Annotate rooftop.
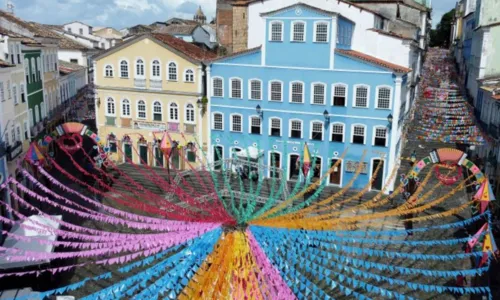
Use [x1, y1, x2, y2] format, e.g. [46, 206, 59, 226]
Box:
[0, 26, 39, 45]
[368, 28, 414, 41]
[35, 24, 90, 50]
[59, 60, 86, 75]
[154, 24, 198, 35]
[0, 59, 14, 68]
[0, 10, 60, 40]
[336, 49, 412, 73]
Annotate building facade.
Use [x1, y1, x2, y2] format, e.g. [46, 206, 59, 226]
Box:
[58, 60, 88, 121]
[94, 33, 215, 168]
[209, 3, 410, 190]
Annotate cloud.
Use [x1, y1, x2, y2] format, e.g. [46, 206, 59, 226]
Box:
[114, 0, 161, 13]
[177, 1, 199, 14]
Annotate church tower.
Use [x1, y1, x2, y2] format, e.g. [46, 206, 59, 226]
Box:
[194, 6, 206, 24]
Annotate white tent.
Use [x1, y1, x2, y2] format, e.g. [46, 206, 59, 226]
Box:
[236, 146, 264, 160]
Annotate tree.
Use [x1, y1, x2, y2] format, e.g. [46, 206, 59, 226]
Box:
[430, 8, 455, 48]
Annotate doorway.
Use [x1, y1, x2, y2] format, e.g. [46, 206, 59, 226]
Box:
[155, 147, 164, 167]
[214, 146, 223, 170]
[171, 149, 181, 170]
[329, 159, 342, 186]
[123, 143, 133, 163]
[371, 159, 384, 191]
[289, 154, 300, 181]
[270, 152, 281, 178]
[139, 145, 148, 165]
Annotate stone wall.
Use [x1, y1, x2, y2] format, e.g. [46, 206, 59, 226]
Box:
[216, 0, 234, 53]
[232, 6, 249, 53]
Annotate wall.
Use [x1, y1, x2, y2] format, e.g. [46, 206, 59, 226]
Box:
[63, 22, 93, 39]
[22, 50, 43, 126]
[233, 6, 249, 52]
[58, 50, 86, 67]
[485, 26, 500, 76]
[216, 0, 234, 52]
[193, 27, 211, 47]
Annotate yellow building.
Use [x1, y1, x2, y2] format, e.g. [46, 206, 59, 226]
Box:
[94, 33, 216, 169]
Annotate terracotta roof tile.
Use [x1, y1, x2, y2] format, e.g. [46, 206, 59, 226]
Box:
[336, 49, 411, 73]
[154, 24, 198, 35]
[59, 59, 86, 75]
[209, 46, 261, 63]
[0, 59, 14, 68]
[34, 23, 90, 50]
[0, 26, 39, 45]
[151, 33, 217, 61]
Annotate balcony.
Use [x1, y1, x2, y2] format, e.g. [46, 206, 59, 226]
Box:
[184, 124, 196, 134]
[167, 122, 180, 132]
[134, 78, 146, 89]
[150, 79, 162, 90]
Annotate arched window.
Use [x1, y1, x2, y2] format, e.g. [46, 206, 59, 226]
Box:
[269, 21, 284, 42]
[137, 100, 146, 119]
[212, 112, 223, 130]
[105, 65, 113, 77]
[34, 105, 39, 123]
[185, 103, 195, 123]
[249, 79, 262, 100]
[311, 83, 326, 105]
[290, 81, 304, 103]
[333, 84, 347, 106]
[269, 80, 282, 101]
[231, 114, 242, 132]
[40, 102, 46, 119]
[36, 57, 41, 80]
[169, 103, 179, 121]
[331, 123, 345, 142]
[250, 116, 261, 134]
[270, 117, 281, 137]
[136, 59, 144, 76]
[31, 58, 36, 82]
[120, 60, 129, 78]
[354, 85, 369, 108]
[212, 77, 223, 97]
[153, 101, 162, 121]
[376, 86, 392, 109]
[352, 124, 366, 144]
[168, 62, 177, 81]
[106, 97, 115, 115]
[314, 21, 329, 42]
[291, 21, 306, 42]
[152, 60, 161, 78]
[311, 121, 324, 140]
[24, 59, 30, 83]
[184, 69, 194, 82]
[121, 99, 130, 117]
[373, 126, 388, 147]
[230, 78, 242, 99]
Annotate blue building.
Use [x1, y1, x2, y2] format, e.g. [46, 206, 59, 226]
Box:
[208, 3, 410, 190]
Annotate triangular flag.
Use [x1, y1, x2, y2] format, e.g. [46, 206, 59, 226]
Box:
[302, 142, 311, 176]
[160, 132, 170, 152]
[468, 223, 488, 249]
[473, 181, 486, 200]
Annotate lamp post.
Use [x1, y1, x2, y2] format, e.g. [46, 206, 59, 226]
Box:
[387, 113, 393, 131]
[196, 99, 203, 109]
[323, 110, 330, 127]
[256, 105, 263, 118]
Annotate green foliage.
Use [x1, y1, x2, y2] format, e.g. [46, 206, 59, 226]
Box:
[430, 8, 456, 48]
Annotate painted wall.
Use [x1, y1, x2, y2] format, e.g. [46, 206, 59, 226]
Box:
[22, 50, 43, 126]
[58, 50, 87, 67]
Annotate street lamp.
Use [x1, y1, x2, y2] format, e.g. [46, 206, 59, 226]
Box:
[256, 105, 263, 118]
[387, 113, 393, 130]
[323, 110, 330, 125]
[196, 99, 203, 109]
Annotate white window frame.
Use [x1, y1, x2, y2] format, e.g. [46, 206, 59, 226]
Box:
[212, 112, 224, 131]
[291, 21, 306, 42]
[212, 76, 224, 97]
[229, 77, 243, 99]
[137, 100, 147, 119]
[249, 115, 262, 134]
[230, 113, 243, 132]
[34, 105, 39, 123]
[330, 122, 345, 143]
[167, 61, 178, 81]
[310, 120, 324, 141]
[24, 58, 30, 84]
[372, 126, 389, 147]
[375, 85, 393, 110]
[152, 101, 163, 121]
[105, 97, 116, 116]
[104, 64, 114, 77]
[119, 59, 129, 78]
[353, 84, 370, 108]
[12, 84, 17, 105]
[351, 124, 367, 145]
[121, 99, 131, 118]
[185, 103, 195, 123]
[289, 81, 305, 103]
[168, 102, 179, 122]
[311, 82, 327, 105]
[268, 80, 283, 102]
[269, 20, 284, 42]
[248, 79, 262, 100]
[269, 117, 282, 137]
[314, 21, 330, 43]
[332, 83, 348, 107]
[135, 58, 145, 78]
[289, 119, 303, 139]
[184, 68, 195, 83]
[268, 150, 282, 177]
[151, 59, 161, 78]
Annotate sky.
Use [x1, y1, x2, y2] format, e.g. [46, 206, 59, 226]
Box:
[13, 0, 454, 30]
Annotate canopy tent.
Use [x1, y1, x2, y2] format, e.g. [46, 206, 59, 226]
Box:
[235, 146, 264, 160]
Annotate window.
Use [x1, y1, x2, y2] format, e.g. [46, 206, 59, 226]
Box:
[314, 22, 329, 42]
[20, 84, 25, 103]
[168, 62, 177, 81]
[0, 82, 3, 101]
[120, 60, 129, 78]
[250, 116, 261, 134]
[152, 60, 161, 77]
[230, 78, 242, 99]
[249, 79, 262, 100]
[16, 44, 20, 64]
[41, 102, 46, 119]
[331, 123, 344, 142]
[106, 97, 115, 115]
[35, 105, 39, 123]
[267, 118, 281, 137]
[24, 59, 30, 83]
[376, 87, 391, 109]
[269, 81, 282, 101]
[105, 65, 113, 77]
[10, 128, 15, 143]
[23, 121, 28, 139]
[292, 21, 306, 42]
[311, 121, 323, 140]
[136, 59, 144, 77]
[290, 82, 304, 103]
[270, 21, 283, 41]
[79, 28, 83, 35]
[9, 44, 14, 64]
[6, 81, 10, 99]
[109, 141, 117, 153]
[290, 120, 302, 138]
[374, 127, 388, 147]
[354, 85, 369, 108]
[70, 59, 78, 64]
[337, 23, 353, 47]
[352, 125, 366, 144]
[36, 57, 41, 80]
[212, 77, 223, 97]
[185, 69, 194, 82]
[121, 99, 130, 117]
[312, 83, 326, 105]
[31, 58, 36, 82]
[231, 114, 242, 132]
[169, 103, 179, 121]
[13, 85, 17, 104]
[153, 101, 162, 121]
[185, 104, 195, 123]
[333, 84, 347, 106]
[137, 100, 146, 119]
[187, 150, 196, 162]
[213, 113, 223, 130]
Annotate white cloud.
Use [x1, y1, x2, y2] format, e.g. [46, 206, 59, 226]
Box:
[114, 0, 161, 13]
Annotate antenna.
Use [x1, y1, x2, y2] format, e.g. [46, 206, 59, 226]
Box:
[6, 0, 14, 14]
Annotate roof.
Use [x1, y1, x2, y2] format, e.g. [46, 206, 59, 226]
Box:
[368, 28, 414, 40]
[165, 18, 199, 25]
[336, 49, 411, 73]
[57, 34, 91, 50]
[59, 60, 86, 75]
[94, 33, 216, 63]
[154, 24, 198, 35]
[0, 26, 39, 45]
[209, 46, 262, 63]
[45, 24, 64, 31]
[0, 59, 14, 68]
[63, 21, 91, 27]
[260, 2, 339, 17]
[349, 0, 429, 12]
[0, 11, 60, 39]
